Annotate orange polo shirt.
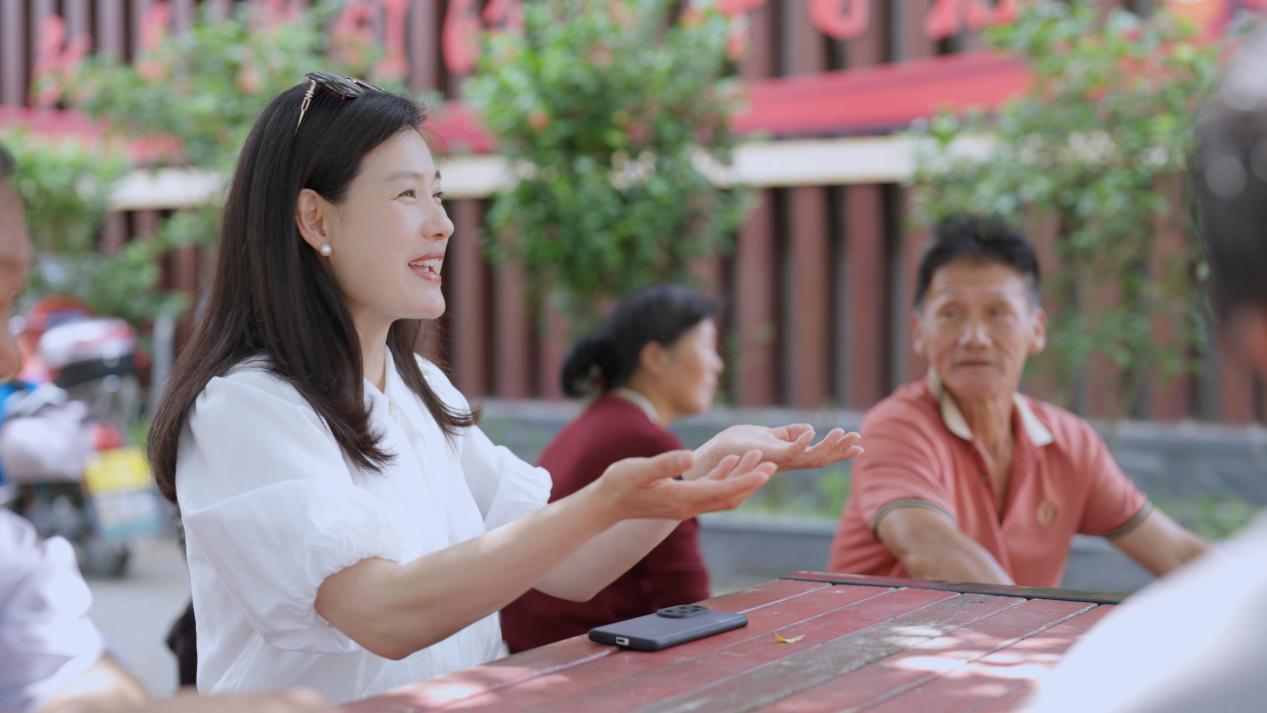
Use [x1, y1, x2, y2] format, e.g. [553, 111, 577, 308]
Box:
[828, 376, 1151, 587]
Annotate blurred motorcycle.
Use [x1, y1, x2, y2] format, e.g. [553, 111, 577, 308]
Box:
[1, 300, 160, 577]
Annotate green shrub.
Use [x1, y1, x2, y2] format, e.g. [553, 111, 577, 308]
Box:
[465, 0, 752, 331]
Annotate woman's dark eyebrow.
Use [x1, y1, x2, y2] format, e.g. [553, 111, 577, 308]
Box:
[383, 170, 441, 182]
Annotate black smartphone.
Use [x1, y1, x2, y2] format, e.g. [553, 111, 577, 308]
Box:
[588, 604, 748, 652]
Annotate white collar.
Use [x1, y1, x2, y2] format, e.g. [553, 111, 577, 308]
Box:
[364, 348, 430, 438]
[928, 370, 1054, 447]
[611, 387, 661, 425]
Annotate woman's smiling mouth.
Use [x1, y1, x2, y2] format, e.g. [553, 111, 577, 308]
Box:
[409, 255, 443, 282]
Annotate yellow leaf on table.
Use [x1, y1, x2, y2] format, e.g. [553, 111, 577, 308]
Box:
[775, 633, 805, 645]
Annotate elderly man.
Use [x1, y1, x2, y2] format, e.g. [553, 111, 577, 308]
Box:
[1024, 26, 1267, 713]
[828, 215, 1207, 587]
[0, 144, 332, 713]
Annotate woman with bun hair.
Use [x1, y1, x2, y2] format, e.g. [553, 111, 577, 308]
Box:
[501, 285, 731, 652]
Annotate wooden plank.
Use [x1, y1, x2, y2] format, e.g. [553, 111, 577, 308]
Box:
[342, 579, 831, 713]
[133, 209, 160, 239]
[409, 0, 442, 94]
[1, 0, 25, 106]
[542, 588, 960, 713]
[862, 604, 1114, 713]
[172, 243, 198, 345]
[781, 0, 832, 409]
[787, 186, 831, 408]
[783, 571, 1125, 605]
[1020, 211, 1062, 405]
[171, 0, 196, 32]
[1218, 348, 1256, 423]
[131, 0, 154, 59]
[732, 0, 778, 407]
[741, 0, 776, 80]
[431, 585, 890, 713]
[734, 191, 778, 406]
[64, 0, 90, 49]
[752, 598, 1092, 712]
[31, 1, 56, 51]
[895, 190, 929, 386]
[100, 212, 127, 255]
[848, 0, 889, 66]
[492, 263, 532, 398]
[96, 0, 126, 59]
[641, 591, 1011, 713]
[844, 184, 888, 407]
[448, 199, 488, 397]
[536, 299, 568, 400]
[204, 0, 232, 22]
[29, 0, 56, 105]
[898, 0, 939, 61]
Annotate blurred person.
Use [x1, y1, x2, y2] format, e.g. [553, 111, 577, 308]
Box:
[144, 73, 862, 704]
[500, 285, 723, 652]
[828, 215, 1207, 587]
[0, 146, 334, 713]
[1024, 25, 1267, 713]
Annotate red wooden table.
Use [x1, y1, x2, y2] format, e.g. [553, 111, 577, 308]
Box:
[343, 573, 1121, 713]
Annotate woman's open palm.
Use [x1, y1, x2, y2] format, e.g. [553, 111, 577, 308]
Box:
[701, 424, 863, 475]
[592, 449, 776, 522]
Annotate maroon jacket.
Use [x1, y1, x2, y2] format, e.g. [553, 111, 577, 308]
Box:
[499, 395, 711, 653]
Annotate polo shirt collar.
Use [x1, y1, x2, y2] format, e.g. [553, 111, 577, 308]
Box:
[928, 370, 1054, 447]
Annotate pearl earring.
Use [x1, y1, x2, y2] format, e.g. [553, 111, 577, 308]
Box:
[319, 244, 332, 257]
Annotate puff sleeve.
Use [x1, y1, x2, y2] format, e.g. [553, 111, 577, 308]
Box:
[176, 370, 406, 654]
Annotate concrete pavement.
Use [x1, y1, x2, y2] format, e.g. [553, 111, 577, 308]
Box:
[86, 537, 189, 697]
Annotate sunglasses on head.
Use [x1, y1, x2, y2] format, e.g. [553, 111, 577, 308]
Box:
[295, 71, 385, 133]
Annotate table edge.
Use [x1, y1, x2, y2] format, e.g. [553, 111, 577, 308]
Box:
[782, 571, 1125, 605]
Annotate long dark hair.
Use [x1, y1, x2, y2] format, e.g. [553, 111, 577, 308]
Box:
[148, 80, 476, 502]
[561, 285, 718, 398]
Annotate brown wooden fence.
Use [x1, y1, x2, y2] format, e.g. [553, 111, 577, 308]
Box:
[3, 0, 1262, 423]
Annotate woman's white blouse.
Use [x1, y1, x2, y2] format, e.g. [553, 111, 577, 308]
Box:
[175, 351, 552, 704]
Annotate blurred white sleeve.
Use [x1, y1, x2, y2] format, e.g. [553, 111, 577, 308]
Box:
[0, 511, 106, 711]
[1025, 513, 1267, 713]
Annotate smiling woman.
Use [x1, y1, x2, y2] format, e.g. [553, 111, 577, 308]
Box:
[142, 75, 862, 704]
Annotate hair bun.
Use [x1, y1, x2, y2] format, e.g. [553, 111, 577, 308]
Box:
[560, 334, 614, 398]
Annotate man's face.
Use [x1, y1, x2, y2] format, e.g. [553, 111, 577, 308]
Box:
[0, 184, 31, 379]
[912, 259, 1046, 404]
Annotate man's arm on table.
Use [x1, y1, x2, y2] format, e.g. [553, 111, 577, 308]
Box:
[876, 506, 1014, 585]
[1110, 508, 1209, 577]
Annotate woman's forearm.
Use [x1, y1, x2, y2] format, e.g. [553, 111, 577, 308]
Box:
[526, 445, 759, 601]
[315, 485, 616, 659]
[316, 448, 766, 659]
[532, 517, 681, 601]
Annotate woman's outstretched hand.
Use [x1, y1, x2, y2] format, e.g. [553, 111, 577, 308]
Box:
[588, 449, 776, 524]
[692, 424, 863, 479]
